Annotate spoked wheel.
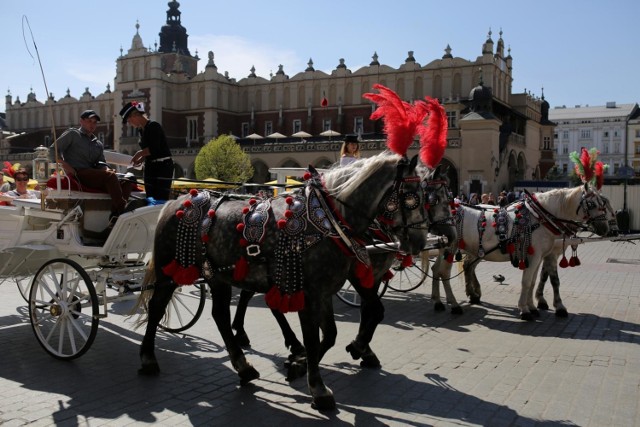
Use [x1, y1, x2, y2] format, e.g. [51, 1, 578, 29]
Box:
[159, 280, 207, 333]
[336, 280, 388, 308]
[386, 251, 430, 292]
[29, 259, 99, 360]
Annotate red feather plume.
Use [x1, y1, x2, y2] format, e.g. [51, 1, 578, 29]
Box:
[594, 161, 604, 190]
[579, 147, 594, 183]
[363, 84, 427, 156]
[417, 97, 448, 168]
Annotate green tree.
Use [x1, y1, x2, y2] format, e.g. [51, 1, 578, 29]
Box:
[194, 135, 253, 182]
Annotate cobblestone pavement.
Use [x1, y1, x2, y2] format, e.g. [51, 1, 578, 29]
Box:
[0, 237, 639, 426]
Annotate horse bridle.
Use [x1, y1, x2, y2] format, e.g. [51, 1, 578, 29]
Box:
[420, 178, 456, 232]
[577, 189, 608, 226]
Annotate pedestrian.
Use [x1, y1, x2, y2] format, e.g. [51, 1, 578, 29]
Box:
[52, 110, 132, 225]
[339, 134, 361, 166]
[120, 101, 174, 201]
[469, 193, 479, 205]
[0, 168, 41, 205]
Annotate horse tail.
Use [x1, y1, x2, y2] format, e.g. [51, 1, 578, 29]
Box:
[131, 256, 157, 329]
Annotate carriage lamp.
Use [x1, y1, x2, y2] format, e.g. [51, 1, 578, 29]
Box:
[33, 145, 50, 182]
[33, 145, 50, 209]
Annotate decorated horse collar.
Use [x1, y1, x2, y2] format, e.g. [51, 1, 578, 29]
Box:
[524, 190, 581, 236]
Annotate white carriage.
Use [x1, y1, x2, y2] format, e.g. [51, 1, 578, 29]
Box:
[0, 175, 206, 360]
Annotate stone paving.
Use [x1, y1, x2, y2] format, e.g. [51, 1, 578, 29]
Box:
[0, 237, 639, 426]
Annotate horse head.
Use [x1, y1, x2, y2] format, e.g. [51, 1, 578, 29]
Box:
[578, 184, 616, 237]
[417, 164, 457, 245]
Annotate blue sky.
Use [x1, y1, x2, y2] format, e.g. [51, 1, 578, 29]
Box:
[2, 0, 639, 114]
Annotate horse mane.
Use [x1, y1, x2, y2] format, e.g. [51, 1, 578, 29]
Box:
[532, 186, 583, 219]
[323, 151, 402, 199]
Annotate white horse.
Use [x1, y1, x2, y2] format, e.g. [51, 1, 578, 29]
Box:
[430, 185, 615, 320]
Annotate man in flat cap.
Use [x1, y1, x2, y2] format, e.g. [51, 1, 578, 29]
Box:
[51, 109, 131, 225]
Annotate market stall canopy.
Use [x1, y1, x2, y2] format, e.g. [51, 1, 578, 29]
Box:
[319, 130, 341, 137]
[267, 132, 287, 140]
[245, 133, 264, 140]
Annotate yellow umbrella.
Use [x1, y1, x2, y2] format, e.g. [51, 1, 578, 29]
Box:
[2, 175, 39, 189]
[264, 177, 303, 186]
[172, 177, 238, 190]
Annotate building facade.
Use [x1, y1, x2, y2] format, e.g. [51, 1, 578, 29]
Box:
[4, 0, 555, 198]
[549, 103, 640, 178]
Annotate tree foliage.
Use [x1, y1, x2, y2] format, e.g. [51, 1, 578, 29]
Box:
[194, 135, 253, 182]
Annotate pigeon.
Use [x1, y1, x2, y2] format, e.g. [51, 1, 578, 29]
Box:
[493, 274, 505, 284]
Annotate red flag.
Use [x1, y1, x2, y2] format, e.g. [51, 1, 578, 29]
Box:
[321, 97, 328, 108]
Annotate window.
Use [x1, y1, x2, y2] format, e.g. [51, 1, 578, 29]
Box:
[241, 122, 249, 137]
[613, 142, 620, 154]
[322, 119, 332, 131]
[354, 116, 364, 134]
[562, 144, 569, 154]
[44, 135, 51, 145]
[636, 129, 640, 138]
[264, 121, 273, 136]
[562, 164, 568, 174]
[543, 136, 551, 150]
[562, 130, 569, 140]
[603, 131, 609, 138]
[187, 117, 198, 147]
[603, 143, 609, 154]
[292, 119, 302, 134]
[446, 111, 457, 128]
[580, 129, 591, 139]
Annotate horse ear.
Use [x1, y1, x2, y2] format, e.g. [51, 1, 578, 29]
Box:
[308, 165, 317, 174]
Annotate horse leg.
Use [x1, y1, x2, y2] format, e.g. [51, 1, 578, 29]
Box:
[518, 260, 542, 321]
[430, 252, 445, 311]
[346, 281, 384, 369]
[298, 302, 335, 411]
[231, 289, 254, 348]
[139, 280, 177, 376]
[535, 256, 552, 311]
[210, 282, 259, 385]
[432, 253, 462, 314]
[547, 259, 567, 317]
[463, 256, 482, 304]
[271, 309, 307, 382]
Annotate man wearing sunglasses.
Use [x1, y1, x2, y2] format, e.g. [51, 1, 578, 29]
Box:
[51, 110, 132, 225]
[0, 168, 40, 205]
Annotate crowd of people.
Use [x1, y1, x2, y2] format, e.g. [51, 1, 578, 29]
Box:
[454, 189, 523, 207]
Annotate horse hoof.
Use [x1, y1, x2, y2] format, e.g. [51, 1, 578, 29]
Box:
[520, 312, 534, 321]
[288, 342, 306, 359]
[434, 301, 446, 311]
[555, 308, 569, 318]
[284, 360, 307, 382]
[451, 306, 463, 315]
[346, 341, 363, 360]
[234, 331, 251, 348]
[238, 366, 260, 386]
[469, 296, 481, 305]
[360, 354, 381, 369]
[138, 362, 160, 376]
[531, 309, 540, 317]
[537, 301, 550, 311]
[311, 394, 336, 411]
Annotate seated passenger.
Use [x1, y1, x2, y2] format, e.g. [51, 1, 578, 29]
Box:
[51, 109, 132, 225]
[0, 168, 40, 205]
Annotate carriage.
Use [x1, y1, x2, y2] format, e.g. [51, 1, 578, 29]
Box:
[0, 168, 207, 360]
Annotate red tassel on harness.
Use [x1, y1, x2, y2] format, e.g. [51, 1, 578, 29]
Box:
[279, 294, 290, 314]
[382, 270, 394, 282]
[401, 255, 413, 268]
[507, 243, 515, 254]
[569, 256, 577, 267]
[518, 259, 526, 270]
[559, 256, 569, 268]
[174, 265, 200, 285]
[233, 256, 248, 281]
[289, 290, 305, 311]
[162, 259, 179, 276]
[265, 285, 281, 310]
[446, 252, 454, 264]
[355, 261, 374, 288]
[573, 256, 581, 266]
[458, 239, 466, 250]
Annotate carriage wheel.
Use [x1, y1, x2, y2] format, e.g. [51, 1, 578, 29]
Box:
[336, 280, 388, 308]
[159, 280, 207, 333]
[29, 259, 99, 360]
[386, 251, 430, 292]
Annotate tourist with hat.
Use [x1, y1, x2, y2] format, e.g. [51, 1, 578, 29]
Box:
[339, 134, 361, 166]
[52, 109, 132, 225]
[119, 101, 173, 201]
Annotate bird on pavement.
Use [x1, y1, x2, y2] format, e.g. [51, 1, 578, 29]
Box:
[493, 274, 505, 284]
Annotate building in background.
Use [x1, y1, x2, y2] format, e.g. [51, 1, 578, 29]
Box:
[549, 103, 639, 179]
[4, 0, 555, 198]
